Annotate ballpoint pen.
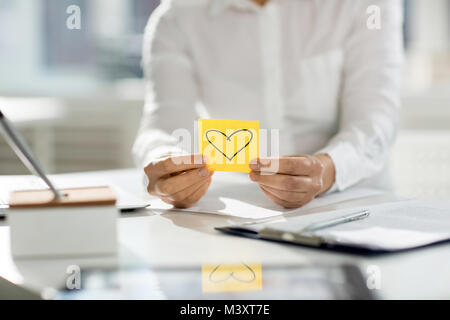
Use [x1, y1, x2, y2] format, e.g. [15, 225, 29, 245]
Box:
[0, 109, 65, 200]
[301, 209, 370, 233]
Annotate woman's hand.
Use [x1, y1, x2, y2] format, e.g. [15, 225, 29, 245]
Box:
[144, 154, 214, 208]
[249, 154, 335, 208]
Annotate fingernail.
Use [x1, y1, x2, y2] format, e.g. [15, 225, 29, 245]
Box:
[199, 167, 209, 177]
[249, 172, 257, 181]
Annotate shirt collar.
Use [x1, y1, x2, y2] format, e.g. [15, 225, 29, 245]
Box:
[209, 0, 268, 15]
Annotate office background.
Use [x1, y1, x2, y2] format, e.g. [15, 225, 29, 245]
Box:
[0, 0, 449, 201]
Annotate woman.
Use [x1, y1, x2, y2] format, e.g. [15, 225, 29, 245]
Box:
[133, 0, 403, 208]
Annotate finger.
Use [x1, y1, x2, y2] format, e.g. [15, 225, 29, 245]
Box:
[155, 166, 213, 196]
[250, 156, 317, 175]
[163, 177, 212, 208]
[161, 177, 208, 206]
[249, 172, 317, 192]
[165, 175, 211, 202]
[259, 185, 303, 208]
[260, 184, 308, 203]
[259, 185, 314, 209]
[180, 176, 212, 207]
[152, 154, 208, 178]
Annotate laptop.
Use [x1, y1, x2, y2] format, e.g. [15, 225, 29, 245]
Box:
[0, 109, 149, 217]
[0, 276, 41, 300]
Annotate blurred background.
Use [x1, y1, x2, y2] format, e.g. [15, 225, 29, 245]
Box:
[0, 0, 449, 200]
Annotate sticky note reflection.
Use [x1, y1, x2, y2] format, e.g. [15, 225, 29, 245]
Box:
[198, 118, 259, 172]
[201, 263, 262, 292]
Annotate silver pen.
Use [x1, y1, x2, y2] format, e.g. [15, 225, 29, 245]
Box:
[0, 109, 65, 200]
[301, 209, 370, 233]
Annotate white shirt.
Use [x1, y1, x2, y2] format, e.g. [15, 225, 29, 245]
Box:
[133, 0, 404, 191]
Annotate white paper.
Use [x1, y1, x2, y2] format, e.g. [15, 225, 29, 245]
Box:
[149, 172, 385, 219]
[257, 200, 450, 250]
[326, 227, 449, 251]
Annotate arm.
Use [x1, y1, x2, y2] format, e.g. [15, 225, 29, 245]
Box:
[133, 2, 199, 168]
[249, 0, 403, 208]
[318, 0, 404, 191]
[133, 3, 213, 208]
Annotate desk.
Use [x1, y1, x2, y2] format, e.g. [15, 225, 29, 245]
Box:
[1, 169, 450, 299]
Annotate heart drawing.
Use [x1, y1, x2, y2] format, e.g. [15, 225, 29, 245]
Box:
[205, 129, 253, 161]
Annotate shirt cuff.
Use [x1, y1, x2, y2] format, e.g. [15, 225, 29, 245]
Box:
[139, 145, 186, 168]
[316, 141, 363, 192]
[323, 180, 338, 195]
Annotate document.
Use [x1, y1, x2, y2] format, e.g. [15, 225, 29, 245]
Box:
[246, 200, 450, 251]
[149, 172, 385, 219]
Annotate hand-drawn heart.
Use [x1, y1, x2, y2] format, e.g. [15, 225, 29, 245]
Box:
[208, 263, 256, 283]
[205, 129, 253, 161]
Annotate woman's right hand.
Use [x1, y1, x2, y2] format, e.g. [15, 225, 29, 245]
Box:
[144, 154, 213, 208]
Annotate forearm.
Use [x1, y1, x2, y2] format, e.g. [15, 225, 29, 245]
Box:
[317, 0, 403, 191]
[135, 4, 199, 168]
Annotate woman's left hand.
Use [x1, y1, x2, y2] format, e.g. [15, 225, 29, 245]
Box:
[249, 154, 335, 208]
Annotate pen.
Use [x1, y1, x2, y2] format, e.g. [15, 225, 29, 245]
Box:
[0, 109, 65, 200]
[301, 209, 370, 233]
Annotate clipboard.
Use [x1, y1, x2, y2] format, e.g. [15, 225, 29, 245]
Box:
[215, 225, 378, 255]
[215, 200, 450, 255]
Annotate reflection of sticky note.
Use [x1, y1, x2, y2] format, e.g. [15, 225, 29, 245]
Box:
[198, 118, 259, 172]
[201, 263, 262, 293]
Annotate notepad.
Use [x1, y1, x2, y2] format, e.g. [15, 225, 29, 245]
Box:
[149, 172, 385, 219]
[198, 118, 259, 172]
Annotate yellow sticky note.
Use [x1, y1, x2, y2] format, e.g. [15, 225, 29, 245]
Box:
[201, 263, 263, 293]
[198, 118, 259, 172]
